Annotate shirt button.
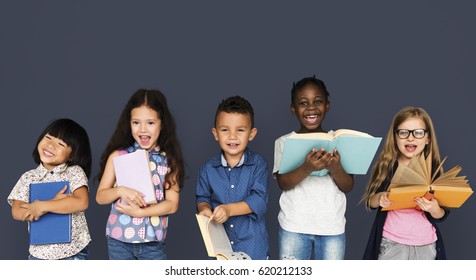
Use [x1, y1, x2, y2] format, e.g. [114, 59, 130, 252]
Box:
[231, 185, 234, 189]
[230, 224, 234, 228]
[230, 241, 234, 245]
[228, 168, 231, 171]
[50, 171, 54, 174]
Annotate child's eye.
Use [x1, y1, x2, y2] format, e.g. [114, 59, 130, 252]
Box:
[58, 143, 66, 148]
[299, 101, 308, 107]
[148, 121, 155, 125]
[45, 135, 52, 140]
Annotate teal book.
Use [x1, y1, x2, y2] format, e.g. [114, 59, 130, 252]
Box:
[29, 181, 71, 245]
[278, 129, 382, 176]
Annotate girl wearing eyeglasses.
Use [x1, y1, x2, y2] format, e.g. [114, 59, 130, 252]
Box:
[361, 106, 448, 260]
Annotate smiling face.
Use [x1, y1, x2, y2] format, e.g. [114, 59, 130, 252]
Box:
[37, 134, 73, 170]
[130, 105, 161, 151]
[212, 112, 257, 167]
[396, 117, 430, 166]
[291, 84, 330, 133]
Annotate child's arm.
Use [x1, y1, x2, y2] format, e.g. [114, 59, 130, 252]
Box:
[368, 191, 391, 209]
[277, 148, 331, 190]
[12, 200, 31, 221]
[15, 186, 88, 221]
[211, 159, 268, 224]
[96, 150, 147, 207]
[211, 202, 253, 224]
[114, 173, 180, 217]
[327, 149, 354, 193]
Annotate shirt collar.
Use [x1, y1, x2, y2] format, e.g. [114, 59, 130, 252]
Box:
[216, 148, 250, 168]
[36, 162, 69, 178]
[131, 142, 162, 155]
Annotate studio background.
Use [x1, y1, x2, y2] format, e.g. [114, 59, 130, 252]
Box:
[1, 1, 474, 260]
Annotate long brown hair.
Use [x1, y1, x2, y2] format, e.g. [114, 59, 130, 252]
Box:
[362, 107, 441, 209]
[96, 89, 185, 191]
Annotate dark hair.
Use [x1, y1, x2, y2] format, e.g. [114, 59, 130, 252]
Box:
[96, 89, 185, 191]
[33, 118, 92, 178]
[214, 96, 255, 128]
[291, 75, 330, 104]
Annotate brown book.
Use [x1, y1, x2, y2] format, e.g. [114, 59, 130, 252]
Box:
[382, 152, 473, 211]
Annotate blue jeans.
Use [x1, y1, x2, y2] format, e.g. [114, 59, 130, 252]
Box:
[106, 236, 167, 260]
[278, 227, 346, 260]
[28, 245, 89, 260]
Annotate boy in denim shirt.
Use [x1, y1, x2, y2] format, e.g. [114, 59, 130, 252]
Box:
[196, 96, 269, 260]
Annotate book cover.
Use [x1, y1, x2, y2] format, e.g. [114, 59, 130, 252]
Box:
[383, 152, 473, 211]
[195, 214, 233, 258]
[113, 149, 157, 204]
[29, 181, 72, 245]
[278, 129, 382, 176]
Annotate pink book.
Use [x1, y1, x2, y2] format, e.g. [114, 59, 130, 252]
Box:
[113, 149, 157, 204]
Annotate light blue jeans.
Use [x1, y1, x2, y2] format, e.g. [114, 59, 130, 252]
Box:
[106, 236, 167, 260]
[278, 227, 346, 260]
[28, 245, 89, 260]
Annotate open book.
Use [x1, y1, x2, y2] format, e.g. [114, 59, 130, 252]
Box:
[113, 149, 157, 204]
[29, 181, 71, 245]
[382, 152, 473, 211]
[278, 129, 382, 176]
[195, 214, 251, 260]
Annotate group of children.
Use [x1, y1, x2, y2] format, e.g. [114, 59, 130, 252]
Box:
[7, 76, 451, 260]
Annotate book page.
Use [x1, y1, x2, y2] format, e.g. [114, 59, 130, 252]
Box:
[333, 129, 372, 138]
[287, 132, 334, 141]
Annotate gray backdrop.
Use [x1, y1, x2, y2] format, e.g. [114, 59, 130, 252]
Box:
[1, 1, 474, 260]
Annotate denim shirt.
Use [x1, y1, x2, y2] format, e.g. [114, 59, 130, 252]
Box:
[196, 148, 269, 259]
[106, 142, 169, 243]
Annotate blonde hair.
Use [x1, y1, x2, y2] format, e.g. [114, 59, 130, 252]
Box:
[362, 107, 441, 210]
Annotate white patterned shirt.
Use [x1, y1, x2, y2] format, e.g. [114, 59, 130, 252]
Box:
[8, 163, 91, 259]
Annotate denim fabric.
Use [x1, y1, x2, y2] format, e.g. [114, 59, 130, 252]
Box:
[106, 236, 167, 260]
[196, 148, 269, 260]
[28, 245, 89, 260]
[278, 227, 345, 260]
[378, 237, 436, 260]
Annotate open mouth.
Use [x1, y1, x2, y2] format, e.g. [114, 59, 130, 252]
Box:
[405, 144, 417, 153]
[42, 149, 55, 157]
[304, 115, 319, 124]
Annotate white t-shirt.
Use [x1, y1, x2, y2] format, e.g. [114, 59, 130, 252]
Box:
[273, 132, 346, 235]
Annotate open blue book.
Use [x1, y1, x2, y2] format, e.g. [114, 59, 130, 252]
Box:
[278, 129, 382, 176]
[29, 181, 72, 245]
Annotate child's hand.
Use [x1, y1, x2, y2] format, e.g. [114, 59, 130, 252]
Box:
[414, 196, 443, 217]
[211, 205, 230, 224]
[20, 201, 47, 221]
[326, 149, 343, 173]
[304, 148, 333, 172]
[52, 185, 72, 200]
[198, 208, 213, 217]
[117, 186, 147, 207]
[378, 192, 392, 208]
[115, 199, 144, 217]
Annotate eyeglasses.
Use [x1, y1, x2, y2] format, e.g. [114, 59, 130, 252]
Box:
[395, 129, 427, 139]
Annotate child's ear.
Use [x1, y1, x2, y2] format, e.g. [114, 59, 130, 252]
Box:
[325, 100, 331, 112]
[212, 127, 219, 141]
[290, 104, 296, 115]
[249, 128, 257, 141]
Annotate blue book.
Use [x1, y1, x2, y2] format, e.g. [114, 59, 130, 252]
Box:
[29, 181, 72, 245]
[278, 129, 382, 176]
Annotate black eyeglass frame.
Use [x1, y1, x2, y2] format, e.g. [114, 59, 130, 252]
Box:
[395, 129, 427, 139]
